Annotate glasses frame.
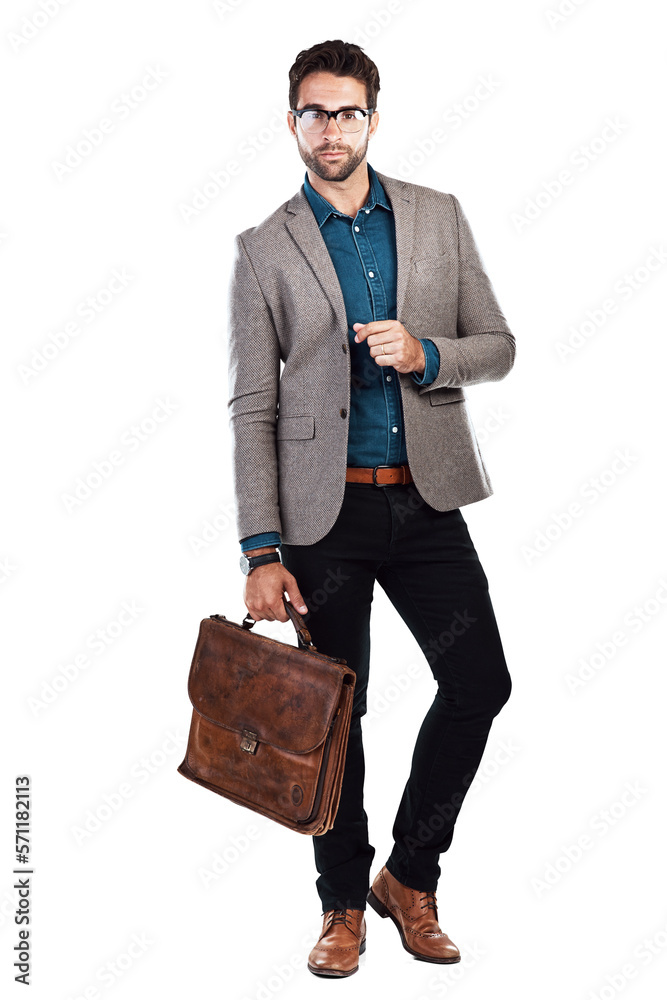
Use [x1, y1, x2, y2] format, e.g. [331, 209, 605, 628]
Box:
[290, 107, 376, 133]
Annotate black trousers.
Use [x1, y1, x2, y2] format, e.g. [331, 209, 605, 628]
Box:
[280, 479, 511, 913]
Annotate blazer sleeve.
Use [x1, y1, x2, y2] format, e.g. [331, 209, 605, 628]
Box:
[416, 194, 515, 392]
[226, 233, 282, 542]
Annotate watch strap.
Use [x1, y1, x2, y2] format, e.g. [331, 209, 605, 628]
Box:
[244, 551, 280, 573]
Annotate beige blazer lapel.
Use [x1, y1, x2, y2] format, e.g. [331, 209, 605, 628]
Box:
[283, 190, 347, 321]
[374, 170, 416, 321]
[283, 167, 417, 323]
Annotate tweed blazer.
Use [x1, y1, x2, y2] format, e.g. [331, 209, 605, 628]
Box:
[226, 167, 515, 546]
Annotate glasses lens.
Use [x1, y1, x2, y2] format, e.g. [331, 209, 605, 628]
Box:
[300, 111, 327, 133]
[337, 110, 366, 133]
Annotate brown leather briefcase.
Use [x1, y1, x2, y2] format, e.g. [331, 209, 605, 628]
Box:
[177, 597, 356, 835]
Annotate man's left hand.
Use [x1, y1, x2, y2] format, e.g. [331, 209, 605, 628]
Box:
[353, 320, 425, 376]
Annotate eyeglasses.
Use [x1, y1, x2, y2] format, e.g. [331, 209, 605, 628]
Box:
[290, 107, 375, 134]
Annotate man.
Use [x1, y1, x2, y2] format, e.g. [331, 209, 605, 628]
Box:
[227, 39, 515, 977]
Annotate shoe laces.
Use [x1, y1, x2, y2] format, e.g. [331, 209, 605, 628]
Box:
[327, 908, 356, 930]
[419, 890, 438, 918]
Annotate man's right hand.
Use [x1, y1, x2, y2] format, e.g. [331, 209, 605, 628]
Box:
[242, 547, 308, 622]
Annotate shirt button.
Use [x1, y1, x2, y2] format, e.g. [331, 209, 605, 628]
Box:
[386, 374, 392, 381]
[365, 209, 370, 214]
[340, 408, 347, 418]
[391, 426, 398, 433]
[368, 271, 374, 278]
[354, 225, 360, 232]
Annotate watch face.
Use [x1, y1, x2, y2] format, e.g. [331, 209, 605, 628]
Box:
[239, 553, 250, 575]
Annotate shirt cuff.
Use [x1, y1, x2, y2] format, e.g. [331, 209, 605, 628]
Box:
[410, 338, 440, 386]
[240, 532, 282, 553]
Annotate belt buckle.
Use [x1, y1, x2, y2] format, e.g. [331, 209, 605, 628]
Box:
[372, 464, 395, 487]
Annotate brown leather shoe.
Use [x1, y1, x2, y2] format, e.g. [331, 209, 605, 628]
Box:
[307, 908, 366, 977]
[367, 865, 460, 964]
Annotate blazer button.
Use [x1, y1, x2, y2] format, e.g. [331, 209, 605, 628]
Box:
[340, 407, 347, 418]
[342, 342, 347, 353]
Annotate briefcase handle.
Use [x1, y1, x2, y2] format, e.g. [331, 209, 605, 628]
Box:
[240, 596, 318, 652]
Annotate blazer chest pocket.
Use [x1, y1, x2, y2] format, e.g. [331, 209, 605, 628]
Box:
[413, 254, 448, 273]
[428, 387, 466, 405]
[276, 414, 315, 439]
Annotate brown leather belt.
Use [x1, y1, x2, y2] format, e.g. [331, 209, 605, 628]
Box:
[346, 464, 413, 486]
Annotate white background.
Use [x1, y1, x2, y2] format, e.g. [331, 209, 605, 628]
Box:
[2, 1, 666, 998]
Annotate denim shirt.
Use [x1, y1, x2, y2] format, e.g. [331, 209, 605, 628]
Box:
[240, 162, 440, 554]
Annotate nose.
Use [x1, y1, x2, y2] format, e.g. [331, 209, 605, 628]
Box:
[321, 115, 343, 140]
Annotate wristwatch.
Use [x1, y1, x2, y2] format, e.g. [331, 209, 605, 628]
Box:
[239, 550, 281, 576]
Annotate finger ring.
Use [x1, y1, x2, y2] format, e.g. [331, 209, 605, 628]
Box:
[381, 343, 386, 355]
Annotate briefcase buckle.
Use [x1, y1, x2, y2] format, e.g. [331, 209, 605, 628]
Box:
[240, 729, 259, 754]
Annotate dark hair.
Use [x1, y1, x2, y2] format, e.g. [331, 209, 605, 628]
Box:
[288, 39, 380, 111]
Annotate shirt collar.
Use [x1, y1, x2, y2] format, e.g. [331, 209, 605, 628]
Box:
[303, 163, 391, 228]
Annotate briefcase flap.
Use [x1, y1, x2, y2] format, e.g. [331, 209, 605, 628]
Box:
[187, 618, 351, 755]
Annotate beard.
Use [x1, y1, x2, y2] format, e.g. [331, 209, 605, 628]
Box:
[297, 132, 369, 182]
